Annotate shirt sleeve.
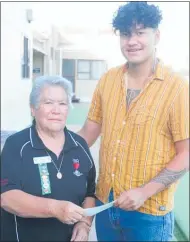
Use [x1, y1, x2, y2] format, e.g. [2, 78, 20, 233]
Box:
[86, 163, 96, 198]
[0, 136, 22, 194]
[169, 81, 189, 142]
[87, 74, 106, 124]
[78, 138, 96, 198]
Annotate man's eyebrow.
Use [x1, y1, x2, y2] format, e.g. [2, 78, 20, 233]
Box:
[135, 27, 145, 30]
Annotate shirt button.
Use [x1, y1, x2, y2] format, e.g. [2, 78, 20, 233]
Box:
[117, 140, 120, 143]
[112, 173, 115, 177]
[159, 206, 166, 211]
[113, 157, 116, 161]
[122, 121, 126, 125]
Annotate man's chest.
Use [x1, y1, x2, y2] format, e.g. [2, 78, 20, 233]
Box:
[101, 80, 174, 139]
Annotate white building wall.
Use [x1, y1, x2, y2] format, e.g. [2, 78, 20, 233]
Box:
[1, 3, 33, 131]
[75, 80, 98, 102]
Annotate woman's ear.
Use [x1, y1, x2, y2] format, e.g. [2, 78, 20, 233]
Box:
[30, 105, 35, 118]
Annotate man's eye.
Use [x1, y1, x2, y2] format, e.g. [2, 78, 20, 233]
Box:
[137, 31, 144, 36]
[60, 102, 67, 105]
[45, 101, 52, 104]
[121, 33, 130, 37]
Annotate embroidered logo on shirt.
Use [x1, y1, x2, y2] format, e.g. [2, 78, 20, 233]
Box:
[0, 179, 8, 186]
[72, 158, 83, 177]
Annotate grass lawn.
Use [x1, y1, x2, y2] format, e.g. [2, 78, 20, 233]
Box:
[67, 103, 90, 126]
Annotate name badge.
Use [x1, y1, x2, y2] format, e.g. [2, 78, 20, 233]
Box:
[33, 156, 51, 164]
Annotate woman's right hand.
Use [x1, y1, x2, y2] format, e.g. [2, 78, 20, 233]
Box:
[48, 200, 84, 225]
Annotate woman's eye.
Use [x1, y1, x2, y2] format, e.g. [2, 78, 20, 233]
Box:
[60, 102, 67, 105]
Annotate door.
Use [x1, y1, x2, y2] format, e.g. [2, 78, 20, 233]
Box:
[62, 59, 75, 92]
[33, 50, 44, 80]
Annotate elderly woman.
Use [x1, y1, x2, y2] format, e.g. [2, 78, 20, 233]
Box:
[1, 76, 96, 241]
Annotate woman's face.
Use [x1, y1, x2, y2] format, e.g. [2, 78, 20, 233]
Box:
[31, 85, 69, 133]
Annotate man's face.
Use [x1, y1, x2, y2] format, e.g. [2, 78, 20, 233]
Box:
[120, 24, 160, 64]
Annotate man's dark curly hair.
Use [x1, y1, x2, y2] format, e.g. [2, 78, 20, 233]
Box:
[112, 2, 162, 34]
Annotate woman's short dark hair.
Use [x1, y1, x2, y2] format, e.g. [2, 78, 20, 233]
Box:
[112, 2, 162, 34]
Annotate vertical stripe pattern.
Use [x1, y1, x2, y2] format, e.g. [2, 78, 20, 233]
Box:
[88, 61, 189, 215]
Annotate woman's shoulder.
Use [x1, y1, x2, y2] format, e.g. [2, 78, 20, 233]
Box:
[66, 129, 88, 148]
[1, 126, 31, 150]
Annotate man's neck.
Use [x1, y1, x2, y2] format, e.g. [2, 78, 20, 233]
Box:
[127, 56, 155, 81]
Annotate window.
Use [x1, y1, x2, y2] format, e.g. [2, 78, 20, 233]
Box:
[22, 37, 30, 78]
[77, 60, 106, 80]
[91, 60, 106, 80]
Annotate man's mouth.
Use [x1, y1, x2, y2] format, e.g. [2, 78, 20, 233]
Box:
[127, 49, 142, 52]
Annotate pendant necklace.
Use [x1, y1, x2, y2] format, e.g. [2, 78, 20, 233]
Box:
[45, 150, 64, 179]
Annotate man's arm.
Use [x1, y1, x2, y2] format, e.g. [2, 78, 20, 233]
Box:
[78, 73, 104, 147]
[115, 139, 189, 210]
[78, 119, 101, 147]
[142, 138, 189, 198]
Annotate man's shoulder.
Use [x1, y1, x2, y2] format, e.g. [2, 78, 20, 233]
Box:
[104, 64, 125, 78]
[162, 63, 189, 87]
[98, 64, 125, 88]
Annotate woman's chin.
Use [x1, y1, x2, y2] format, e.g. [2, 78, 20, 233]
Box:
[48, 123, 65, 132]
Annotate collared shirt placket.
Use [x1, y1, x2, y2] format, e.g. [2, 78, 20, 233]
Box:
[111, 74, 157, 198]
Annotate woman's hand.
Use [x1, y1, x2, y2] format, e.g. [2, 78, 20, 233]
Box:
[48, 200, 84, 224]
[70, 221, 91, 241]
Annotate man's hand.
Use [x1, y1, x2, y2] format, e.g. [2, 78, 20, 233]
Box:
[49, 200, 84, 225]
[114, 187, 148, 211]
[71, 222, 90, 241]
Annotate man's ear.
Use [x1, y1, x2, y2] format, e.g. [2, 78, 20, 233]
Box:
[155, 29, 160, 45]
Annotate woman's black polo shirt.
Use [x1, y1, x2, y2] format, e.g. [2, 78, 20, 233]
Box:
[1, 125, 96, 241]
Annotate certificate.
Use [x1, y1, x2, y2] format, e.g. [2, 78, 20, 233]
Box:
[83, 201, 115, 216]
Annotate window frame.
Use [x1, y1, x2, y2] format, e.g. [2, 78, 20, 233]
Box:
[77, 59, 106, 80]
[22, 36, 30, 79]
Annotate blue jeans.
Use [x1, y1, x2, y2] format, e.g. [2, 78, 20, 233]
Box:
[95, 191, 174, 241]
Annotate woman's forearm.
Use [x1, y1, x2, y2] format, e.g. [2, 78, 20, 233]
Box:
[1, 189, 57, 218]
[81, 197, 95, 226]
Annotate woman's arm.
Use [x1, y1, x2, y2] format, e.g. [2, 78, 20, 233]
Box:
[80, 196, 95, 226]
[1, 189, 84, 224]
[1, 189, 55, 218]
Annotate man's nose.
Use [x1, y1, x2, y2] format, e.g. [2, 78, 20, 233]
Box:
[127, 34, 138, 45]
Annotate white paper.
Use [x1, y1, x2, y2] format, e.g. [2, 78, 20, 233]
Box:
[83, 201, 115, 216]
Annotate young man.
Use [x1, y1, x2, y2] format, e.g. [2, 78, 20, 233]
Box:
[78, 2, 189, 241]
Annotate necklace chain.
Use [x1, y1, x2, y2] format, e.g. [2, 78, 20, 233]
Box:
[45, 150, 64, 174]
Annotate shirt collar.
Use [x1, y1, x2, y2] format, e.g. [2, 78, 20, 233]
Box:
[122, 58, 165, 81]
[29, 122, 78, 152]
